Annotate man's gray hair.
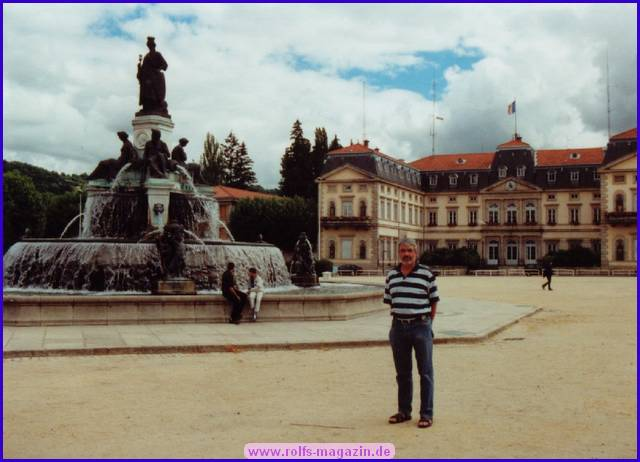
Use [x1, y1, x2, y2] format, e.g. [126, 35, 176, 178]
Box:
[398, 237, 417, 249]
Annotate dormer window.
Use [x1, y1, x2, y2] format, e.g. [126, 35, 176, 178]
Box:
[569, 152, 581, 160]
[469, 173, 478, 185]
[517, 165, 526, 177]
[547, 170, 557, 183]
[429, 175, 437, 186]
[570, 171, 580, 183]
[449, 174, 458, 186]
[498, 166, 507, 178]
[456, 158, 466, 165]
[593, 171, 600, 181]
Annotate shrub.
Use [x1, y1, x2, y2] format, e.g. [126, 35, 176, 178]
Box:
[315, 259, 333, 276]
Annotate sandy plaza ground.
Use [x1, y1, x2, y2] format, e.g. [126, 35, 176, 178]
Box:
[3, 276, 637, 458]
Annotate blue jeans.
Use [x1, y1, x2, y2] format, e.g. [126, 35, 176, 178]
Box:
[389, 317, 434, 419]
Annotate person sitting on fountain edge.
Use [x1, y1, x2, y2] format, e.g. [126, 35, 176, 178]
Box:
[246, 267, 264, 322]
[222, 262, 248, 324]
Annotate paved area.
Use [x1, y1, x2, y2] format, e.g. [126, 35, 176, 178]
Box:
[3, 297, 538, 357]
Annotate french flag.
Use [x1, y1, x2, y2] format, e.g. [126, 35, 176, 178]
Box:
[507, 101, 516, 115]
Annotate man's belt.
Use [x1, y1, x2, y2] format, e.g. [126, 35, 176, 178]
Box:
[392, 314, 429, 323]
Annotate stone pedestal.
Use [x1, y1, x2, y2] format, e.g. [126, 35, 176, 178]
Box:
[132, 114, 175, 152]
[146, 178, 175, 229]
[152, 278, 197, 295]
[291, 274, 320, 287]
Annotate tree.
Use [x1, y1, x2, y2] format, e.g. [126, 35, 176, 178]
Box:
[3, 171, 47, 251]
[279, 120, 313, 199]
[311, 127, 329, 180]
[200, 132, 225, 185]
[228, 141, 257, 188]
[43, 190, 83, 238]
[328, 134, 343, 152]
[228, 196, 317, 251]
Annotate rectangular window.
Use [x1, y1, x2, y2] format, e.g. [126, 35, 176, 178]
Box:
[592, 207, 601, 224]
[341, 239, 353, 259]
[547, 171, 556, 183]
[593, 171, 600, 181]
[428, 210, 438, 226]
[429, 197, 437, 203]
[570, 171, 580, 183]
[614, 175, 626, 184]
[429, 175, 437, 186]
[401, 204, 406, 223]
[427, 241, 437, 252]
[358, 184, 367, 191]
[517, 166, 526, 177]
[380, 201, 385, 220]
[498, 167, 507, 178]
[570, 193, 579, 200]
[448, 196, 457, 202]
[593, 193, 601, 199]
[448, 209, 457, 226]
[547, 194, 556, 200]
[328, 184, 337, 192]
[342, 184, 352, 192]
[447, 241, 458, 250]
[341, 200, 353, 217]
[393, 203, 398, 221]
[547, 241, 558, 254]
[467, 241, 478, 251]
[469, 174, 478, 185]
[547, 208, 557, 225]
[570, 207, 580, 225]
[468, 209, 478, 225]
[469, 195, 478, 202]
[449, 174, 458, 186]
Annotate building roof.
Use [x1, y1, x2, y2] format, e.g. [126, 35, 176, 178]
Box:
[328, 141, 410, 165]
[409, 152, 495, 171]
[496, 135, 532, 150]
[213, 185, 278, 201]
[536, 148, 605, 167]
[610, 128, 637, 141]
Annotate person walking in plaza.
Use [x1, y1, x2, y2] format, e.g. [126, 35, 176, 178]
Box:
[221, 262, 247, 324]
[247, 267, 264, 322]
[542, 261, 554, 290]
[385, 237, 439, 429]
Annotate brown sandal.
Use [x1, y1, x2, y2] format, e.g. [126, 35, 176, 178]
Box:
[418, 418, 433, 428]
[388, 412, 411, 424]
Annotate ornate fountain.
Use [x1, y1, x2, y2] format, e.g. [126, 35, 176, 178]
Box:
[3, 37, 290, 294]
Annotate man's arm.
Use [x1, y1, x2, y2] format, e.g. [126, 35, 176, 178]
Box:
[430, 302, 437, 321]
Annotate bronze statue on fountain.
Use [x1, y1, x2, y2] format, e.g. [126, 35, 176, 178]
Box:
[290, 232, 319, 287]
[136, 36, 170, 118]
[152, 221, 196, 294]
[87, 131, 139, 181]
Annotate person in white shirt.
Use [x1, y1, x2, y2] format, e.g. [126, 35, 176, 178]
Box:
[247, 267, 264, 321]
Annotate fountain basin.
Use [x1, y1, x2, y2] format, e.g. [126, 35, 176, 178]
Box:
[3, 239, 290, 292]
[3, 284, 385, 326]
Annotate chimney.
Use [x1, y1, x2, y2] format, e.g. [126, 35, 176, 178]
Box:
[363, 139, 369, 148]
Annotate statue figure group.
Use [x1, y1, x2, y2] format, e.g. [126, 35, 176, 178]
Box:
[89, 37, 206, 185]
[291, 232, 316, 276]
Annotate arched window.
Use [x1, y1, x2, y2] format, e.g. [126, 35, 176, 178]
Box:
[329, 201, 336, 217]
[525, 202, 536, 224]
[329, 240, 336, 259]
[506, 203, 517, 225]
[615, 194, 625, 213]
[616, 239, 625, 261]
[498, 166, 507, 178]
[359, 240, 367, 259]
[489, 204, 499, 224]
[359, 201, 367, 218]
[517, 165, 526, 177]
[488, 240, 499, 264]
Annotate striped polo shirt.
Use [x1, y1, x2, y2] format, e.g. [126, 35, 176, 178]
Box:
[383, 264, 440, 318]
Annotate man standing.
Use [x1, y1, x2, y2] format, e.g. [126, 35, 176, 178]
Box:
[247, 267, 264, 322]
[542, 261, 553, 290]
[385, 238, 439, 429]
[221, 262, 247, 324]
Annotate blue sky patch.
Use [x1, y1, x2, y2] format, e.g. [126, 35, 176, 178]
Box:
[340, 49, 483, 100]
[90, 6, 147, 40]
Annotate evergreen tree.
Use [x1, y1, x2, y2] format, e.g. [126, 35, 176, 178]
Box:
[279, 120, 312, 198]
[328, 134, 343, 152]
[311, 127, 329, 180]
[228, 141, 257, 188]
[199, 132, 224, 185]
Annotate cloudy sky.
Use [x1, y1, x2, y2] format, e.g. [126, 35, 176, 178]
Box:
[3, 3, 637, 188]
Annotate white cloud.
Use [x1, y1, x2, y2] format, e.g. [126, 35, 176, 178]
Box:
[3, 3, 636, 187]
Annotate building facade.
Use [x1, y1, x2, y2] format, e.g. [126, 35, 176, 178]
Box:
[316, 129, 636, 270]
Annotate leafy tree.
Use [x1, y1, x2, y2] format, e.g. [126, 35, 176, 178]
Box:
[228, 196, 317, 251]
[3, 160, 85, 195]
[3, 171, 47, 251]
[279, 120, 313, 199]
[43, 189, 84, 238]
[545, 247, 600, 267]
[200, 132, 224, 185]
[328, 134, 343, 152]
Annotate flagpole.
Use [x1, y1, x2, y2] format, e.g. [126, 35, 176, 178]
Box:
[514, 98, 517, 136]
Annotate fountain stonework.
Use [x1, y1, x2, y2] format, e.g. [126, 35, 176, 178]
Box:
[2, 37, 386, 325]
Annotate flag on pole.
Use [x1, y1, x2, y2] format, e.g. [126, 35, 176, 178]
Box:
[507, 100, 516, 115]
